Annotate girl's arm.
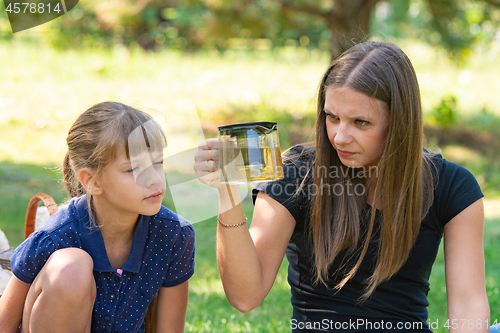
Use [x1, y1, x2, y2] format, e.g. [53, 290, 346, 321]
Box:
[443, 198, 490, 332]
[0, 275, 30, 333]
[156, 281, 189, 333]
[216, 188, 295, 312]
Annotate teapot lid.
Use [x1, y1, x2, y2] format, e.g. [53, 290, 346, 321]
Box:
[218, 122, 277, 134]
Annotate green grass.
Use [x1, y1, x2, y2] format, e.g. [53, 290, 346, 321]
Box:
[1, 38, 500, 330]
[426, 216, 500, 332]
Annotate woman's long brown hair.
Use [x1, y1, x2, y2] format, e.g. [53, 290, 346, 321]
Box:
[310, 41, 435, 299]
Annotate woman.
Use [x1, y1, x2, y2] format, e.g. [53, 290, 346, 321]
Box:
[194, 42, 490, 332]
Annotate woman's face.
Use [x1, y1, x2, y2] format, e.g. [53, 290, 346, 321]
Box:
[324, 86, 389, 169]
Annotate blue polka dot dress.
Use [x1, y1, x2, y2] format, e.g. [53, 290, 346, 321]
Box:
[11, 195, 195, 333]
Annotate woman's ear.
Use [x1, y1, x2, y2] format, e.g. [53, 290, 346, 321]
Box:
[78, 168, 102, 195]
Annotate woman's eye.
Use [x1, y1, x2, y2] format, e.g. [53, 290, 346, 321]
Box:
[326, 113, 337, 120]
[127, 167, 138, 173]
[356, 119, 369, 126]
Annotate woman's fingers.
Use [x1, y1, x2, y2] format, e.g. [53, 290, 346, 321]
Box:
[194, 138, 222, 188]
[197, 138, 220, 152]
[194, 159, 218, 173]
[195, 139, 220, 163]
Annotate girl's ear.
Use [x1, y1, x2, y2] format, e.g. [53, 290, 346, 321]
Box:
[78, 168, 102, 195]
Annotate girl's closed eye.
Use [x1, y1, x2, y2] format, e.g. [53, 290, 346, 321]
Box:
[153, 160, 164, 170]
[127, 167, 138, 173]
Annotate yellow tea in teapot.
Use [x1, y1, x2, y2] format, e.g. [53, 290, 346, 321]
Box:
[219, 122, 284, 184]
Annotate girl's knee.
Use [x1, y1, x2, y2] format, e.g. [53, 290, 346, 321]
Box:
[42, 248, 95, 297]
[22, 249, 95, 332]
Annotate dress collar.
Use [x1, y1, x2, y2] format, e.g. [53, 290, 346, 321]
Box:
[74, 195, 148, 273]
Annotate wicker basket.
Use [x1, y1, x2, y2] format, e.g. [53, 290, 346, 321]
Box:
[0, 193, 58, 271]
[0, 248, 15, 271]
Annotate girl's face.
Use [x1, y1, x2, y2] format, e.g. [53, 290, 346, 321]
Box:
[324, 86, 389, 169]
[96, 144, 166, 220]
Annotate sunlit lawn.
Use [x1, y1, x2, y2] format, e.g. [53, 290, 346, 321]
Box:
[1, 38, 499, 331]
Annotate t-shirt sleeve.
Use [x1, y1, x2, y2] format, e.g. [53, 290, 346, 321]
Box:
[162, 222, 195, 288]
[434, 157, 484, 226]
[10, 230, 57, 284]
[252, 145, 312, 226]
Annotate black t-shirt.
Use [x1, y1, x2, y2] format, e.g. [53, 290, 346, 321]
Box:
[252, 145, 484, 332]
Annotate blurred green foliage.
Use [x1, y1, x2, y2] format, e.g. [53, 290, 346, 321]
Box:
[1, 0, 499, 60]
[424, 96, 500, 195]
[470, 107, 500, 133]
[372, 0, 500, 61]
[427, 95, 457, 129]
[0, 0, 329, 51]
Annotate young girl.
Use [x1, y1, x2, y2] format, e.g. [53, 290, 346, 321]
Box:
[0, 102, 195, 333]
[194, 42, 492, 332]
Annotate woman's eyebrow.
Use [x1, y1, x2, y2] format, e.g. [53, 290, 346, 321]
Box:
[324, 109, 375, 121]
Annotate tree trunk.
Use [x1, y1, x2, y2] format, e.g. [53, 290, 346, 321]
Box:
[326, 0, 382, 61]
[278, 0, 384, 61]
